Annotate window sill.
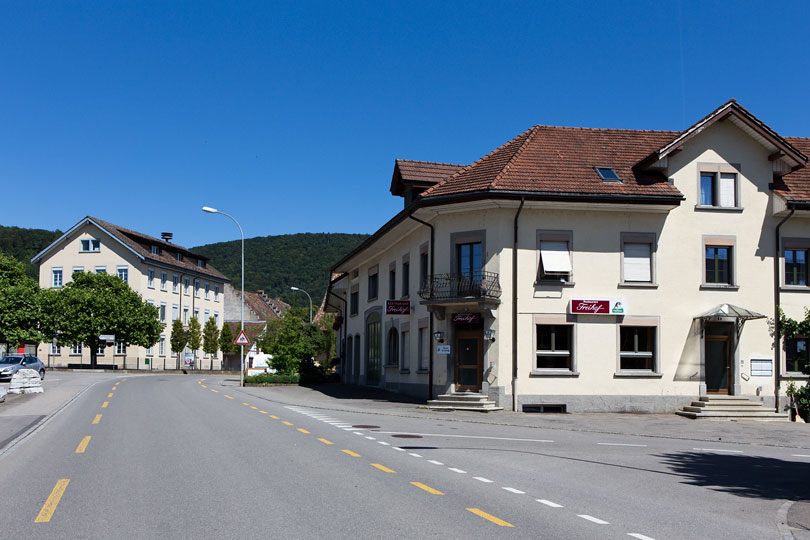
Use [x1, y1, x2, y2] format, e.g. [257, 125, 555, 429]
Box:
[700, 284, 739, 291]
[530, 370, 579, 377]
[416, 369, 429, 374]
[384, 363, 398, 369]
[618, 282, 658, 289]
[781, 286, 810, 293]
[694, 205, 744, 213]
[401, 295, 410, 300]
[399, 369, 410, 374]
[784, 372, 809, 379]
[349, 313, 358, 318]
[614, 371, 663, 378]
[534, 280, 575, 288]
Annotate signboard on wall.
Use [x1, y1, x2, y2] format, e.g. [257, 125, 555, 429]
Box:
[386, 300, 411, 315]
[569, 299, 626, 316]
[436, 345, 451, 355]
[451, 312, 481, 324]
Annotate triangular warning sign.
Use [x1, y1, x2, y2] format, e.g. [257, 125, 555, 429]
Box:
[234, 330, 251, 346]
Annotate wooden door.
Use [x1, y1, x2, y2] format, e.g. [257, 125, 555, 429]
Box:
[454, 330, 483, 392]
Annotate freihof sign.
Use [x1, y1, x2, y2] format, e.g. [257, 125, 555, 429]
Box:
[569, 299, 626, 316]
[451, 312, 481, 324]
[385, 300, 411, 315]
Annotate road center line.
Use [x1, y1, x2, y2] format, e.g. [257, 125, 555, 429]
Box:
[282, 421, 293, 426]
[101, 401, 109, 408]
[411, 482, 444, 495]
[371, 463, 395, 473]
[466, 508, 514, 527]
[35, 479, 70, 523]
[92, 414, 102, 425]
[342, 449, 360, 457]
[597, 442, 647, 447]
[269, 415, 279, 419]
[377, 431, 552, 443]
[318, 438, 334, 445]
[75, 436, 91, 454]
[250, 406, 258, 410]
[448, 467, 466, 474]
[502, 487, 525, 494]
[297, 428, 310, 434]
[692, 448, 743, 454]
[107, 393, 114, 398]
[409, 453, 422, 458]
[578, 515, 609, 525]
[377, 441, 391, 446]
[536, 499, 563, 508]
[428, 460, 443, 465]
[792, 454, 810, 458]
[224, 395, 234, 399]
[210, 389, 219, 393]
[259, 411, 268, 414]
[473, 477, 493, 483]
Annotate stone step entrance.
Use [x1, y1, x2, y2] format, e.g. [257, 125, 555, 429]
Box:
[676, 395, 789, 421]
[427, 392, 502, 411]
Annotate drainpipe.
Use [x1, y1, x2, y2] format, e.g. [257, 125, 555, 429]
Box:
[774, 208, 795, 413]
[512, 198, 525, 412]
[409, 214, 435, 401]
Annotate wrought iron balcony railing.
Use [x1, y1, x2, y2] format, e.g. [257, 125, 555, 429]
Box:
[418, 271, 502, 302]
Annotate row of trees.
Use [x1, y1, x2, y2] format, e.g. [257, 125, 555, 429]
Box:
[168, 317, 237, 365]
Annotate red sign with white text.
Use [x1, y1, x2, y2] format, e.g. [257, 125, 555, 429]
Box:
[569, 299, 625, 315]
[386, 300, 411, 315]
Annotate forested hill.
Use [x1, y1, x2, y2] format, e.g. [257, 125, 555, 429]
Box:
[0, 225, 63, 279]
[192, 233, 369, 308]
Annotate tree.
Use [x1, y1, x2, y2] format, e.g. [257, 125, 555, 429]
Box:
[0, 252, 44, 348]
[778, 307, 810, 375]
[187, 317, 202, 365]
[219, 323, 235, 355]
[170, 319, 187, 368]
[203, 317, 219, 360]
[256, 311, 328, 375]
[44, 272, 162, 368]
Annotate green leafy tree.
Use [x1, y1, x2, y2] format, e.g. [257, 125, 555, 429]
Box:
[778, 307, 810, 375]
[186, 317, 202, 364]
[219, 323, 235, 355]
[43, 272, 162, 368]
[257, 311, 329, 375]
[0, 252, 44, 348]
[170, 319, 187, 367]
[203, 317, 219, 358]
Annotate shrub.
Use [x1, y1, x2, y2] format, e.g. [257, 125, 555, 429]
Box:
[787, 380, 810, 422]
[244, 373, 300, 385]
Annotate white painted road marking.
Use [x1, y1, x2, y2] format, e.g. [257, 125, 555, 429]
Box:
[578, 515, 609, 525]
[628, 534, 657, 540]
[448, 467, 466, 474]
[408, 453, 422, 458]
[474, 477, 493, 483]
[378, 431, 553, 443]
[537, 499, 563, 508]
[377, 441, 391, 446]
[598, 442, 647, 447]
[502, 487, 525, 494]
[692, 448, 743, 454]
[428, 460, 444, 465]
[793, 454, 810, 458]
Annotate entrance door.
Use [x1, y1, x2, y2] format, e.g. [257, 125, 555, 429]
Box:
[454, 330, 483, 392]
[705, 322, 733, 394]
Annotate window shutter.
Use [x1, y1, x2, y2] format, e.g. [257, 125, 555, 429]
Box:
[624, 243, 651, 282]
[540, 241, 572, 273]
[718, 173, 736, 207]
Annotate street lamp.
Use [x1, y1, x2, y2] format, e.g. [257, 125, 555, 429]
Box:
[202, 206, 245, 387]
[290, 286, 313, 324]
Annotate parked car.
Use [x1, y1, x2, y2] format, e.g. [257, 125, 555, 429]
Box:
[0, 355, 45, 381]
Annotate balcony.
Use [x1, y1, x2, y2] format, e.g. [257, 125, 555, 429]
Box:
[418, 271, 502, 306]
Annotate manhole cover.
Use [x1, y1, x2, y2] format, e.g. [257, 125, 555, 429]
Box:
[391, 434, 423, 439]
[352, 425, 380, 429]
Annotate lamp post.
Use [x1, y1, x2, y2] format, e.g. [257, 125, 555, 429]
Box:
[202, 206, 245, 387]
[290, 286, 313, 324]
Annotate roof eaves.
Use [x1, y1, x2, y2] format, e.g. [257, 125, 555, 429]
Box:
[31, 216, 146, 264]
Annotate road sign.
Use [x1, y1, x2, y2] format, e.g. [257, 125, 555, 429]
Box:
[234, 330, 251, 346]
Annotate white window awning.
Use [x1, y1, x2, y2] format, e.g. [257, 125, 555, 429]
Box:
[540, 241, 571, 273]
[694, 304, 766, 321]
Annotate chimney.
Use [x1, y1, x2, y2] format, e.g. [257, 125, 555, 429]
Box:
[161, 232, 173, 242]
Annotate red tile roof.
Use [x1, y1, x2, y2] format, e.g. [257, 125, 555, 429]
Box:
[390, 160, 465, 196]
[421, 126, 683, 200]
[775, 138, 810, 203]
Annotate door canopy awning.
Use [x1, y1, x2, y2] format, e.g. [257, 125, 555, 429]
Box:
[694, 303, 766, 321]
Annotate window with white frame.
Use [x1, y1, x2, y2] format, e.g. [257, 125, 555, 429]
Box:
[214, 284, 220, 301]
[194, 307, 200, 320]
[52, 268, 63, 288]
[172, 304, 179, 321]
[197, 259, 205, 268]
[204, 282, 210, 300]
[117, 266, 128, 283]
[115, 341, 126, 355]
[536, 324, 573, 370]
[80, 238, 101, 252]
[95, 266, 106, 274]
[151, 245, 161, 255]
[146, 343, 153, 356]
[50, 343, 61, 355]
[147, 268, 155, 288]
[537, 231, 573, 282]
[183, 307, 189, 324]
[699, 172, 737, 208]
[172, 274, 179, 293]
[159, 335, 166, 356]
[194, 279, 200, 298]
[621, 233, 655, 284]
[214, 311, 219, 326]
[159, 302, 167, 323]
[70, 343, 83, 355]
[97, 344, 106, 355]
[183, 277, 190, 295]
[619, 326, 656, 371]
[204, 309, 210, 322]
[72, 266, 84, 277]
[160, 271, 167, 291]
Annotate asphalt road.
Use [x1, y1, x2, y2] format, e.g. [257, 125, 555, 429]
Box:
[0, 374, 806, 539]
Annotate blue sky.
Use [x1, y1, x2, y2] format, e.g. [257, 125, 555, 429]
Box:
[2, 1, 809, 247]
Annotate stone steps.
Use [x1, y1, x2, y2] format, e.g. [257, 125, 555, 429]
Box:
[427, 392, 502, 411]
[676, 395, 788, 421]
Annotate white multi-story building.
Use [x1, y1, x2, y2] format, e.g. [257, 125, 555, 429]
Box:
[327, 100, 810, 413]
[32, 216, 230, 370]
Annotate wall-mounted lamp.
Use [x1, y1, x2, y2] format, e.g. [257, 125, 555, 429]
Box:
[433, 331, 444, 343]
[484, 329, 495, 342]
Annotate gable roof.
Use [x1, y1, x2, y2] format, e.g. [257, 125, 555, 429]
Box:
[390, 160, 465, 196]
[774, 137, 810, 203]
[31, 216, 230, 282]
[421, 126, 683, 200]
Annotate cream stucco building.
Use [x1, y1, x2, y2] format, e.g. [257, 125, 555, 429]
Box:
[326, 100, 810, 413]
[32, 217, 230, 370]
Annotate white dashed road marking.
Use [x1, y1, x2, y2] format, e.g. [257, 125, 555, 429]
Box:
[793, 454, 810, 458]
[448, 467, 466, 474]
[377, 431, 553, 443]
[502, 487, 525, 494]
[597, 442, 647, 447]
[628, 534, 657, 540]
[474, 477, 493, 483]
[692, 448, 743, 454]
[537, 499, 563, 508]
[428, 460, 444, 465]
[578, 515, 610, 525]
[408, 453, 422, 458]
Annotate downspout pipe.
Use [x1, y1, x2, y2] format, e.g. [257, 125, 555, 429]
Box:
[774, 208, 795, 413]
[512, 198, 525, 412]
[409, 214, 435, 402]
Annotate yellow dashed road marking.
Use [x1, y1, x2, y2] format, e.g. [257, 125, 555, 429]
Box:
[75, 436, 91, 454]
[201, 385, 207, 388]
[411, 482, 444, 495]
[112, 386, 117, 391]
[259, 410, 268, 414]
[250, 406, 258, 410]
[270, 415, 279, 419]
[242, 402, 250, 406]
[371, 463, 395, 473]
[101, 402, 109, 408]
[297, 428, 310, 434]
[318, 438, 334, 445]
[35, 479, 70, 523]
[107, 393, 114, 398]
[121, 378, 127, 381]
[282, 421, 293, 426]
[92, 414, 102, 425]
[224, 395, 234, 399]
[466, 508, 514, 527]
[210, 389, 219, 393]
[342, 449, 360, 457]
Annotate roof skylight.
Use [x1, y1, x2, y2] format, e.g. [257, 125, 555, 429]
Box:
[595, 167, 621, 182]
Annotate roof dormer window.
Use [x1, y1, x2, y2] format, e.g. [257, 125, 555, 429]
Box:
[595, 167, 621, 182]
[177, 253, 183, 262]
[151, 246, 161, 255]
[197, 259, 205, 268]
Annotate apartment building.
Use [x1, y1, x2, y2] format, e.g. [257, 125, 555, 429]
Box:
[327, 100, 810, 413]
[32, 216, 230, 370]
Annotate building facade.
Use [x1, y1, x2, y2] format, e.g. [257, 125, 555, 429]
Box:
[327, 100, 810, 412]
[32, 216, 230, 370]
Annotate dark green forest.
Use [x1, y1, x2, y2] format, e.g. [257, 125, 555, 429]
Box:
[192, 233, 368, 308]
[0, 225, 63, 280]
